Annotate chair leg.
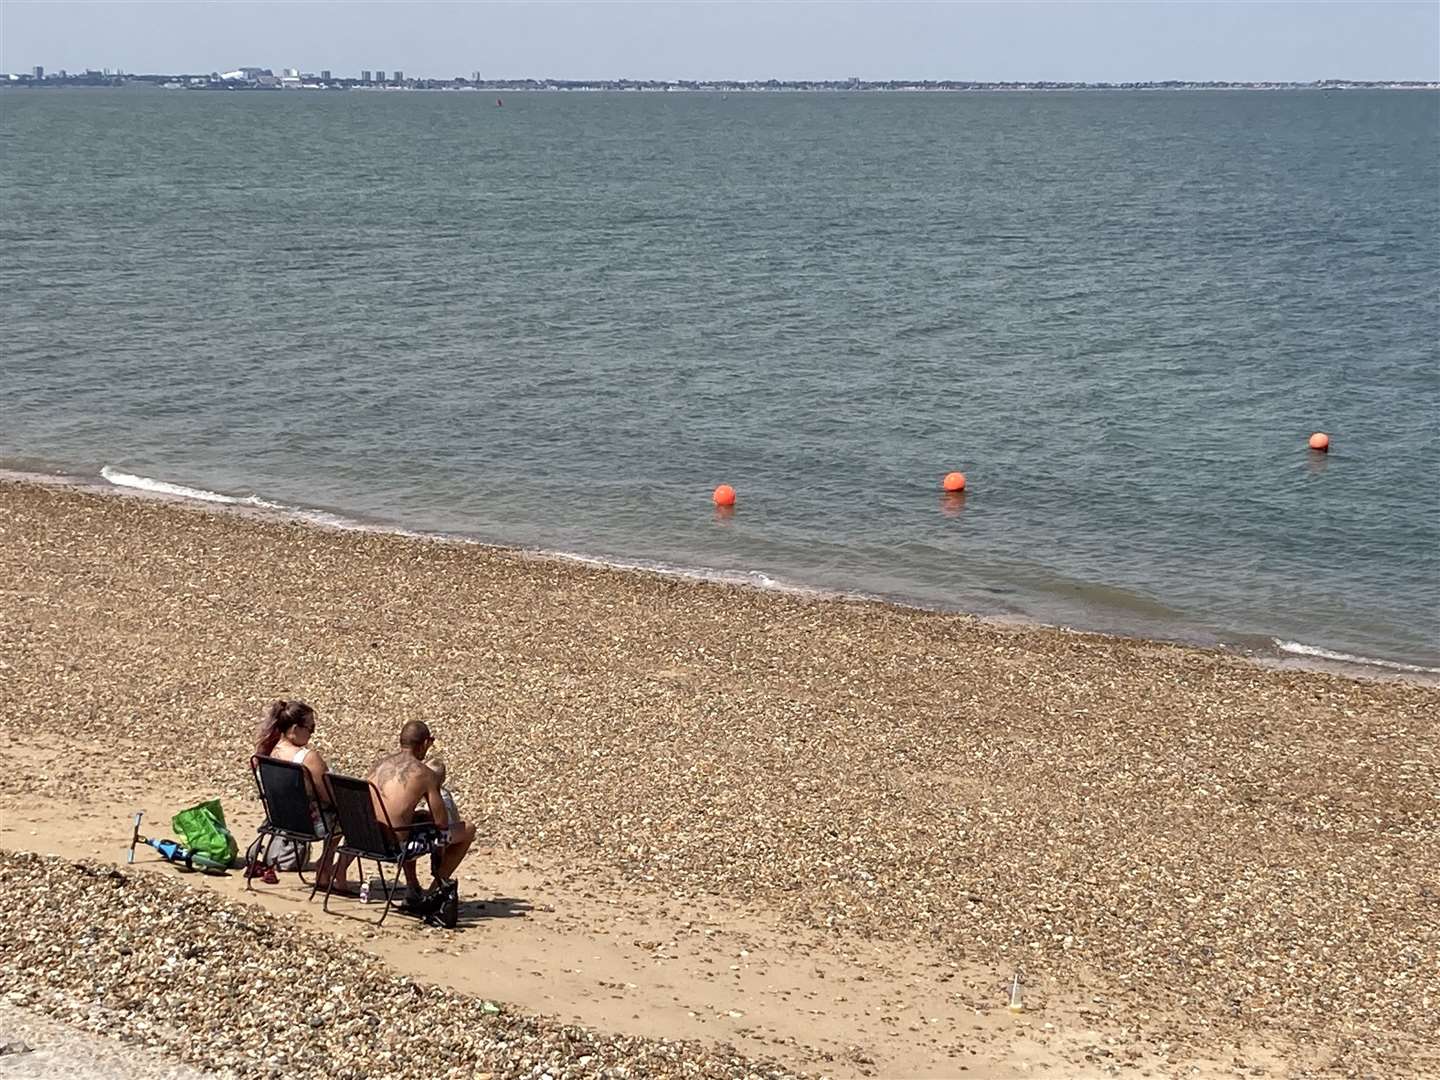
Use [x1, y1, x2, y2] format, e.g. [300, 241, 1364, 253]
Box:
[375, 861, 394, 926]
[307, 836, 336, 902]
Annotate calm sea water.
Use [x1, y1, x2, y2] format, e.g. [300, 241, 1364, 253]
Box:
[2, 88, 1437, 671]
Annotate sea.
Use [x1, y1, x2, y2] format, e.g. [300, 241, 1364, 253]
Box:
[2, 88, 1437, 675]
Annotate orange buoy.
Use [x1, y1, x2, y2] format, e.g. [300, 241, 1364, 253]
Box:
[942, 471, 967, 493]
[712, 483, 736, 508]
[1309, 432, 1330, 452]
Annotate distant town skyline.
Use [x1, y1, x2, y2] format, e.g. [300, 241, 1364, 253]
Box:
[10, 67, 1434, 92]
[3, 1, 1438, 84]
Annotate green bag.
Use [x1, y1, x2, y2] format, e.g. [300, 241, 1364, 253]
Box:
[172, 799, 238, 866]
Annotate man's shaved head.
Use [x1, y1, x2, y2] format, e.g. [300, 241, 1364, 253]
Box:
[399, 720, 433, 748]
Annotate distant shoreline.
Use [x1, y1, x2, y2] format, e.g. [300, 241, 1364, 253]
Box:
[5, 74, 1438, 93]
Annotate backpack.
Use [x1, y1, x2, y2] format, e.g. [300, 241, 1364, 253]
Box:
[244, 830, 311, 871]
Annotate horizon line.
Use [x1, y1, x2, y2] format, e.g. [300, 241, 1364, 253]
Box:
[7, 70, 1438, 85]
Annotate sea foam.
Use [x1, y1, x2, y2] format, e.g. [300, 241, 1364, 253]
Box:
[100, 466, 282, 509]
[99, 465, 396, 532]
[1273, 639, 1440, 676]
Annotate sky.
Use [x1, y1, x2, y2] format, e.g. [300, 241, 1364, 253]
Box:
[2, 1, 1438, 82]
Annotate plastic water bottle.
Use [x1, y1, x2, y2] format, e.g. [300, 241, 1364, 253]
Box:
[1008, 973, 1024, 1014]
[359, 879, 371, 904]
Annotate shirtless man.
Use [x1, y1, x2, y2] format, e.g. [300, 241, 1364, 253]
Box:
[368, 720, 476, 912]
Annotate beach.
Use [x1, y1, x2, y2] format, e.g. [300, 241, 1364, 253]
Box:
[0, 476, 1436, 1078]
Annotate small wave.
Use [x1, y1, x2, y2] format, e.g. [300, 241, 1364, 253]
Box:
[98, 465, 415, 534]
[543, 548, 822, 598]
[1273, 639, 1440, 675]
[100, 466, 283, 509]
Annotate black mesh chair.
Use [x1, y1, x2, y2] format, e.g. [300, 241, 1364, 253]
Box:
[249, 755, 333, 898]
[324, 772, 442, 925]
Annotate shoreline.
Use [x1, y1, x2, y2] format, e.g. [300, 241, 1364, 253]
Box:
[2, 475, 1437, 1076]
[3, 464, 1434, 687]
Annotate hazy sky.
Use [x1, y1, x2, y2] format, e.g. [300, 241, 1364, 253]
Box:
[3, 1, 1438, 82]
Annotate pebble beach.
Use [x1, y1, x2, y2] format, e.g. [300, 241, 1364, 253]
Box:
[0, 852, 798, 1079]
[1, 477, 1437, 1077]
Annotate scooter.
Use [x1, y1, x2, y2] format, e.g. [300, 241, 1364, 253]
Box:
[125, 810, 228, 873]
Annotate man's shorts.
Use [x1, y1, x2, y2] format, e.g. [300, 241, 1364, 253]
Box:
[314, 806, 339, 839]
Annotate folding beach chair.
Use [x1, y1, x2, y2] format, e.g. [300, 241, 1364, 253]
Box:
[248, 755, 333, 897]
[323, 772, 449, 926]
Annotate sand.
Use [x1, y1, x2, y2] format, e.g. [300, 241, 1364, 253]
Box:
[0, 477, 1436, 1078]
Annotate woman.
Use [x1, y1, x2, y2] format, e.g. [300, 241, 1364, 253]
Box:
[253, 699, 354, 892]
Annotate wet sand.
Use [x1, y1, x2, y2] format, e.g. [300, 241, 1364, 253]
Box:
[0, 477, 1436, 1077]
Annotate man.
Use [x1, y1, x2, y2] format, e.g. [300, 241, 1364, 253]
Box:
[368, 720, 476, 926]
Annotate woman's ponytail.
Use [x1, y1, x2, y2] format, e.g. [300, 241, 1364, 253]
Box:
[254, 698, 313, 757]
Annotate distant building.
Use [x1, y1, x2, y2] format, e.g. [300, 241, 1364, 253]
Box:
[221, 67, 272, 81]
[320, 69, 331, 81]
[361, 69, 371, 82]
[375, 69, 385, 83]
[58, 69, 67, 78]
[472, 71, 481, 83]
[282, 67, 299, 78]
[394, 69, 403, 82]
[33, 66, 44, 79]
